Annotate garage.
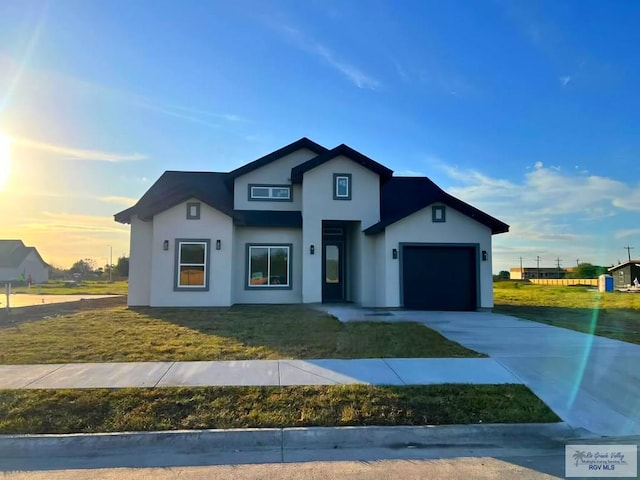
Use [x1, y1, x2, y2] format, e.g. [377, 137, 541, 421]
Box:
[401, 245, 477, 311]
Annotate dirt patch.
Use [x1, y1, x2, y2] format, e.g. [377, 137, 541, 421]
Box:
[0, 296, 127, 328]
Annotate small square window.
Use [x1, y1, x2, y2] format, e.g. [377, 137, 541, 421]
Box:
[432, 205, 446, 222]
[186, 202, 201, 220]
[333, 173, 352, 200]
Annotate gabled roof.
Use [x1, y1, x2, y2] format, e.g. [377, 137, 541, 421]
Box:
[290, 144, 393, 184]
[233, 210, 302, 228]
[0, 240, 49, 268]
[363, 177, 509, 235]
[226, 137, 328, 182]
[114, 171, 233, 224]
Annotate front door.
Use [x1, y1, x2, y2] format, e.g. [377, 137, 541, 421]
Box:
[322, 241, 344, 302]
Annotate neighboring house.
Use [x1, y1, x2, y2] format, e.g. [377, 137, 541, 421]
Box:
[115, 138, 509, 310]
[510, 267, 567, 280]
[0, 240, 50, 284]
[607, 261, 640, 289]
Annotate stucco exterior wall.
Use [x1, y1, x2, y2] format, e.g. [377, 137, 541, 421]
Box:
[128, 216, 153, 306]
[382, 202, 494, 308]
[301, 156, 381, 303]
[233, 149, 318, 211]
[233, 227, 302, 304]
[0, 252, 49, 284]
[149, 200, 233, 307]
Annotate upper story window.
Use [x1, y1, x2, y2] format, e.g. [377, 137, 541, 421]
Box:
[333, 173, 352, 200]
[186, 202, 201, 220]
[432, 205, 446, 222]
[248, 184, 292, 202]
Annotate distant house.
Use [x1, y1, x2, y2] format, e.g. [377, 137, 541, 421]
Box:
[607, 261, 640, 289]
[115, 138, 509, 310]
[0, 240, 50, 284]
[509, 267, 566, 280]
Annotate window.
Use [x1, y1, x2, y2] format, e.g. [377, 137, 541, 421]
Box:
[248, 184, 291, 201]
[186, 202, 201, 220]
[333, 174, 352, 200]
[246, 244, 292, 289]
[432, 205, 446, 222]
[174, 240, 210, 291]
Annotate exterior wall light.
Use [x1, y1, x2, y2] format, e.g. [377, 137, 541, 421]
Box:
[216, 239, 222, 250]
[163, 240, 169, 251]
[310, 245, 315, 255]
[392, 248, 398, 259]
[482, 250, 488, 261]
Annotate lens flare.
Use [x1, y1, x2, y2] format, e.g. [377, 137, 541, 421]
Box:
[0, 134, 11, 192]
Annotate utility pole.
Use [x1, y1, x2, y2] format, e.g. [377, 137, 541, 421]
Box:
[624, 246, 634, 263]
[576, 259, 580, 267]
[535, 256, 541, 279]
[519, 256, 523, 279]
[555, 257, 562, 279]
[109, 245, 113, 282]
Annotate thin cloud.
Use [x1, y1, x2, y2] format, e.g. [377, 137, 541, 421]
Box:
[280, 26, 380, 90]
[395, 169, 426, 177]
[614, 229, 640, 240]
[11, 136, 146, 162]
[99, 196, 138, 206]
[560, 76, 571, 87]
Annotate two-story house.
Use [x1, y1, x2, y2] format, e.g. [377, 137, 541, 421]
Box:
[114, 138, 508, 310]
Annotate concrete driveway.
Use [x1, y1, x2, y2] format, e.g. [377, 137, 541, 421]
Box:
[325, 307, 640, 437]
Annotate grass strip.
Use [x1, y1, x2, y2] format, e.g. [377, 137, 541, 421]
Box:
[0, 304, 483, 363]
[0, 385, 559, 434]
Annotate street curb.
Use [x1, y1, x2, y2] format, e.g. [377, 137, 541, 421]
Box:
[0, 423, 577, 458]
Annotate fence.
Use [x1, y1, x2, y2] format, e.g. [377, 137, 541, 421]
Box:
[529, 278, 598, 286]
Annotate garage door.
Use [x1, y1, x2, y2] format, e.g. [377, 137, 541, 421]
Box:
[402, 245, 477, 311]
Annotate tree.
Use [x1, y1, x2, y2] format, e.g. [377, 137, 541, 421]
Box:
[497, 270, 510, 280]
[115, 256, 129, 277]
[70, 258, 96, 275]
[567, 263, 607, 279]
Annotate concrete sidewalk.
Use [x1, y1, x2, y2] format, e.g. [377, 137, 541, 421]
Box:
[0, 358, 521, 389]
[323, 306, 640, 437]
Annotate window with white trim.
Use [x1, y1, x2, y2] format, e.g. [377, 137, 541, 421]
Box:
[247, 245, 291, 288]
[249, 184, 291, 201]
[175, 240, 210, 290]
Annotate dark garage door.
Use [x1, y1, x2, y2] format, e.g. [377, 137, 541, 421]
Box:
[402, 245, 477, 311]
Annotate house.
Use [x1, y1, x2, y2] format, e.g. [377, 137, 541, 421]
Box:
[509, 267, 566, 280]
[607, 261, 640, 289]
[114, 138, 509, 310]
[0, 240, 50, 284]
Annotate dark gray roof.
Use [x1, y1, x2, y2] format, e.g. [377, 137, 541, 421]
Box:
[233, 210, 302, 228]
[0, 240, 49, 268]
[608, 260, 640, 272]
[114, 171, 233, 224]
[227, 137, 327, 182]
[363, 177, 509, 235]
[291, 144, 393, 184]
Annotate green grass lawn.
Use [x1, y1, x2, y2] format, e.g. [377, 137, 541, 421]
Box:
[8, 280, 128, 295]
[0, 384, 559, 434]
[494, 281, 640, 344]
[0, 301, 483, 363]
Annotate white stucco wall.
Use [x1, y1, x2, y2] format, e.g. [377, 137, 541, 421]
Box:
[301, 156, 381, 303]
[382, 202, 494, 309]
[233, 227, 302, 304]
[128, 216, 153, 306]
[149, 200, 234, 307]
[233, 149, 318, 211]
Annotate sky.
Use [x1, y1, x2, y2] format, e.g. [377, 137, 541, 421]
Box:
[0, 0, 639, 273]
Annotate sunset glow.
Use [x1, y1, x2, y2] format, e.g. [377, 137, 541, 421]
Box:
[0, 134, 11, 192]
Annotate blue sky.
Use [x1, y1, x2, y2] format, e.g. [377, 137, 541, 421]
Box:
[0, 0, 639, 272]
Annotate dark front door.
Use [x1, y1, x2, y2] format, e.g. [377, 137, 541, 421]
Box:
[322, 241, 345, 302]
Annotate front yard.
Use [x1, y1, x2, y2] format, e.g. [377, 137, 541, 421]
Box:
[494, 281, 640, 344]
[0, 298, 484, 363]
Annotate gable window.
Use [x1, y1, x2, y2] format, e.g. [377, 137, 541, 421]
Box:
[186, 202, 201, 220]
[333, 173, 352, 200]
[246, 244, 292, 289]
[249, 184, 292, 201]
[174, 239, 210, 291]
[432, 205, 446, 222]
